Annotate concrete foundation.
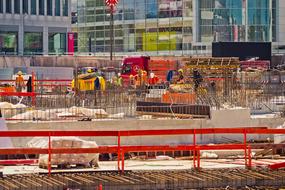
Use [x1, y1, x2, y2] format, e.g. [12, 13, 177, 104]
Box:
[6, 109, 285, 147]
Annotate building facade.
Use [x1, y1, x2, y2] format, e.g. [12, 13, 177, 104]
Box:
[75, 0, 285, 56]
[0, 0, 71, 55]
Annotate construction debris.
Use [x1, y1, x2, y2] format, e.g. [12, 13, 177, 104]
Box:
[11, 106, 109, 120]
[27, 137, 99, 168]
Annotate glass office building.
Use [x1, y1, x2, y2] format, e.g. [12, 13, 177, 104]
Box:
[0, 0, 71, 55]
[199, 0, 273, 43]
[77, 0, 193, 55]
[75, 0, 284, 55]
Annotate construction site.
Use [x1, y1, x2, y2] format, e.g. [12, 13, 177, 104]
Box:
[0, 52, 285, 190]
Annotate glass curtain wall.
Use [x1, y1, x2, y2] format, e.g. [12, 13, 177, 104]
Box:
[24, 32, 43, 54]
[0, 0, 3, 13]
[55, 0, 60, 16]
[14, 0, 20, 14]
[48, 33, 67, 54]
[23, 0, 28, 14]
[198, 0, 244, 42]
[31, 0, 37, 14]
[39, 0, 44, 15]
[47, 0, 53, 15]
[6, 0, 11, 13]
[62, 0, 68, 16]
[247, 0, 270, 42]
[198, 0, 271, 43]
[0, 32, 18, 54]
[77, 0, 193, 54]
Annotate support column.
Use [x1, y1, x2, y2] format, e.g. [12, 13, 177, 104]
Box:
[277, 1, 285, 44]
[11, 0, 14, 14]
[192, 0, 199, 43]
[52, 0, 55, 16]
[18, 24, 24, 55]
[43, 26, 48, 55]
[44, 0, 47, 15]
[36, 0, 39, 15]
[68, 0, 71, 17]
[3, 0, 6, 13]
[18, 0, 25, 56]
[268, 0, 272, 42]
[243, 0, 248, 41]
[28, 0, 31, 14]
[20, 0, 23, 14]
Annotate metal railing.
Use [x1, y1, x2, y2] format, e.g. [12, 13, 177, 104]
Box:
[1, 126, 278, 175]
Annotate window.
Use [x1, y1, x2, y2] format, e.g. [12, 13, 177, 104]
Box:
[23, 0, 28, 14]
[48, 33, 67, 54]
[0, 32, 18, 54]
[121, 64, 132, 74]
[24, 32, 43, 54]
[0, 0, 3, 13]
[5, 0, 11, 13]
[62, 0, 68, 16]
[55, 0, 60, 16]
[39, 0, 44, 15]
[14, 0, 20, 14]
[47, 0, 52, 15]
[31, 0, 36, 14]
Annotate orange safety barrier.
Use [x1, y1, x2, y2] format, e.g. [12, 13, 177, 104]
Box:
[162, 91, 196, 104]
[0, 86, 16, 92]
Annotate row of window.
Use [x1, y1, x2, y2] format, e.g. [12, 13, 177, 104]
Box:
[0, 0, 68, 16]
[0, 32, 66, 54]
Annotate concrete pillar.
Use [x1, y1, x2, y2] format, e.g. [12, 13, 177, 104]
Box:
[44, 0, 47, 15]
[278, 0, 285, 43]
[268, 0, 272, 42]
[18, 22, 24, 55]
[28, 0, 31, 14]
[3, 0, 5, 13]
[60, 0, 62, 16]
[43, 26, 48, 55]
[244, 0, 248, 41]
[20, 0, 22, 14]
[11, 0, 14, 14]
[192, 0, 199, 43]
[36, 0, 39, 15]
[52, 0, 55, 16]
[68, 0, 71, 18]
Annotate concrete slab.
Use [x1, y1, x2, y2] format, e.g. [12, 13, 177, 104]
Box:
[3, 158, 285, 175]
[5, 115, 285, 147]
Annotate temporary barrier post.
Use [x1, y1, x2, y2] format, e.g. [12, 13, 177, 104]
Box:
[243, 130, 247, 166]
[117, 131, 121, 172]
[31, 72, 36, 107]
[121, 150, 125, 173]
[197, 148, 200, 169]
[193, 129, 196, 168]
[48, 133, 51, 176]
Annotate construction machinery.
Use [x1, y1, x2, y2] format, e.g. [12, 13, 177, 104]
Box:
[72, 67, 100, 91]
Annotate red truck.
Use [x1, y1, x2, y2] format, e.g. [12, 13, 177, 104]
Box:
[121, 56, 177, 85]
